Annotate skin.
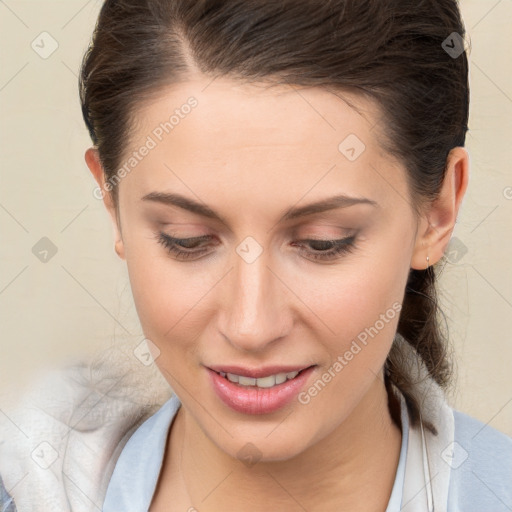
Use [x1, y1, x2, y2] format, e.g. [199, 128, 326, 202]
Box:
[86, 76, 469, 511]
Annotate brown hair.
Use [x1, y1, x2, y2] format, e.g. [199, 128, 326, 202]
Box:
[79, 0, 469, 429]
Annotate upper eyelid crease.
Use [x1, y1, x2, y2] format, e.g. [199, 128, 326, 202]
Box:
[141, 191, 379, 226]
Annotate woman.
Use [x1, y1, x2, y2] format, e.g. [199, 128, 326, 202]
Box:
[1, 0, 511, 511]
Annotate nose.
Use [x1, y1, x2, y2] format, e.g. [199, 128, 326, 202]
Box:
[219, 245, 292, 353]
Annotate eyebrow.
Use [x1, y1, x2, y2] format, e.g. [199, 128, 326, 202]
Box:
[141, 191, 379, 225]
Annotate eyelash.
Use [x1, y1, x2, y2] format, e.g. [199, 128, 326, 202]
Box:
[154, 232, 357, 262]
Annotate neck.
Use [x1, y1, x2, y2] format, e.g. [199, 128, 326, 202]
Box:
[167, 375, 402, 512]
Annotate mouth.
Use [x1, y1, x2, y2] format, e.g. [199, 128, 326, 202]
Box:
[206, 364, 317, 414]
[210, 366, 315, 389]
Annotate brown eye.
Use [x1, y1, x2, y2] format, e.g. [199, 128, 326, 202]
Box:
[291, 235, 357, 261]
[153, 231, 357, 263]
[154, 232, 214, 260]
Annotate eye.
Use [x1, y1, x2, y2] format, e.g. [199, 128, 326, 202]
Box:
[153, 232, 357, 262]
[154, 232, 215, 260]
[291, 235, 357, 261]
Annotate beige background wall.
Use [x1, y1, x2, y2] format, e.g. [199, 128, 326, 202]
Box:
[0, 1, 511, 435]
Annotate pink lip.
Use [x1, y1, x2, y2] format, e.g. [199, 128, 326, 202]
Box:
[207, 365, 316, 415]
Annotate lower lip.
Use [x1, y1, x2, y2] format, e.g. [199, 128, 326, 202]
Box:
[207, 366, 316, 415]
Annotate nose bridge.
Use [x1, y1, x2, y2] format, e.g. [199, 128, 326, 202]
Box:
[221, 244, 288, 352]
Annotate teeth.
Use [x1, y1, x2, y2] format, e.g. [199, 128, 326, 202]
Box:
[222, 370, 303, 388]
[255, 375, 276, 388]
[238, 376, 256, 386]
[275, 373, 287, 385]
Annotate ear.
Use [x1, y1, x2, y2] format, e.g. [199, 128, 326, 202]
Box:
[410, 147, 470, 269]
[85, 147, 125, 260]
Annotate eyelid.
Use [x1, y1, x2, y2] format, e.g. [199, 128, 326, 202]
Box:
[153, 230, 359, 263]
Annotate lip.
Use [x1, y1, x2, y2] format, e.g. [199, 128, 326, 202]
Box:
[207, 365, 316, 415]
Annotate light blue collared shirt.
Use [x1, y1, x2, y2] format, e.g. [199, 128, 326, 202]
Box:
[102, 393, 512, 511]
[102, 394, 409, 511]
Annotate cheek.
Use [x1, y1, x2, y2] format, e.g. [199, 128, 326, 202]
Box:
[293, 263, 406, 436]
[288, 239, 410, 394]
[122, 227, 210, 356]
[295, 253, 408, 346]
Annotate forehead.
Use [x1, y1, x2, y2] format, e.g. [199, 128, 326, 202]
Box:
[120, 77, 406, 217]
[134, 77, 382, 153]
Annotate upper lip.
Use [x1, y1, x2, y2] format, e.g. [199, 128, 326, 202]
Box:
[206, 364, 314, 379]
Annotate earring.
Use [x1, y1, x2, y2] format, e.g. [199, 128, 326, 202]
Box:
[426, 250, 430, 269]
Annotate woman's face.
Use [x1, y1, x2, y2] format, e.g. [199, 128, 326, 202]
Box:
[95, 77, 426, 461]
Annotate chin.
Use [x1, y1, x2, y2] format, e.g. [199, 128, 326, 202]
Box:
[205, 415, 318, 465]
[224, 435, 309, 465]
